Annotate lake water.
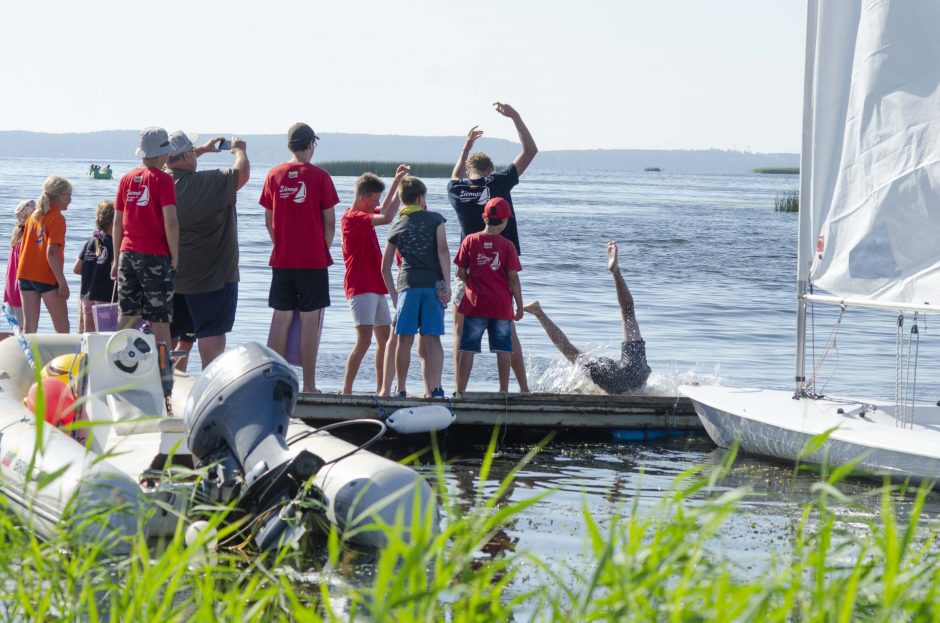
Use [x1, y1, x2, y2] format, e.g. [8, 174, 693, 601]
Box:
[3, 157, 939, 579]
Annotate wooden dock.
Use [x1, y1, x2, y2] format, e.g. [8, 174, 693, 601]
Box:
[294, 391, 702, 443]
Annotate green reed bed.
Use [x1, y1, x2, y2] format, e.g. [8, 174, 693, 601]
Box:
[318, 161, 455, 178]
[775, 190, 800, 212]
[755, 167, 800, 175]
[1, 432, 940, 621]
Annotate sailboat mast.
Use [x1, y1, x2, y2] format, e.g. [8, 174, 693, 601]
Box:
[794, 0, 818, 397]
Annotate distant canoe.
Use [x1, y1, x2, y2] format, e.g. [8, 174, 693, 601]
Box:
[644, 167, 662, 172]
[294, 391, 701, 444]
[88, 167, 112, 180]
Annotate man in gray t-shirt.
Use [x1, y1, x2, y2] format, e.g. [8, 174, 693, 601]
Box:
[166, 131, 250, 368]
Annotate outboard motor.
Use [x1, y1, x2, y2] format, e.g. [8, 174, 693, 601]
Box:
[183, 342, 324, 550]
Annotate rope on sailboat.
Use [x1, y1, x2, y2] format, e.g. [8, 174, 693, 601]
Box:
[804, 303, 845, 392]
[809, 286, 817, 395]
[896, 313, 905, 427]
[903, 315, 921, 429]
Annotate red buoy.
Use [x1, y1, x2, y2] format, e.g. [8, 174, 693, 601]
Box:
[26, 378, 76, 426]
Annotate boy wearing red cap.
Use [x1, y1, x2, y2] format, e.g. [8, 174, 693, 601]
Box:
[453, 197, 524, 394]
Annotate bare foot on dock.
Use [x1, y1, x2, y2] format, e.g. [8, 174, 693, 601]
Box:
[522, 300, 543, 316]
[607, 241, 619, 273]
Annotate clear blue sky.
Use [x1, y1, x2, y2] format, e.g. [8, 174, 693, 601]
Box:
[0, 0, 805, 152]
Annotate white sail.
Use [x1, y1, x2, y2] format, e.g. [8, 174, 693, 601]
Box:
[803, 0, 940, 306]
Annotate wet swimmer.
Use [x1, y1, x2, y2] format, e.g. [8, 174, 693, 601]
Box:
[523, 241, 651, 394]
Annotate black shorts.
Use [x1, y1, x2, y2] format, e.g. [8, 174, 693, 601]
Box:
[268, 268, 330, 312]
[582, 340, 651, 394]
[186, 282, 238, 338]
[170, 294, 195, 343]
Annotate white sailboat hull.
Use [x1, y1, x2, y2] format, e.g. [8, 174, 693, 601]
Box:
[680, 385, 940, 482]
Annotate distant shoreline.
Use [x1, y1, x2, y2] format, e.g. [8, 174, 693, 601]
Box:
[0, 130, 799, 174]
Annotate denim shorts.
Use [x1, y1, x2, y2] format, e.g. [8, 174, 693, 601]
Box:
[394, 287, 445, 336]
[18, 279, 57, 294]
[459, 315, 512, 353]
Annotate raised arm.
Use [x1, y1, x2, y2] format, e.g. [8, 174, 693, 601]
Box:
[451, 126, 484, 180]
[435, 223, 451, 304]
[494, 102, 538, 176]
[373, 164, 410, 226]
[231, 137, 250, 190]
[195, 137, 224, 157]
[381, 241, 398, 308]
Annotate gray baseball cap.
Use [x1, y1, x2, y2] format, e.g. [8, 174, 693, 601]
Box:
[135, 127, 173, 158]
[168, 131, 199, 156]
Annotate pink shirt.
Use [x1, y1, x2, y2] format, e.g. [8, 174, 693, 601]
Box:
[4, 241, 22, 307]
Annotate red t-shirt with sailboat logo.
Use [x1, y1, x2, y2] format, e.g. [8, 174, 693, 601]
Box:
[259, 162, 339, 269]
[115, 166, 177, 256]
[454, 232, 522, 320]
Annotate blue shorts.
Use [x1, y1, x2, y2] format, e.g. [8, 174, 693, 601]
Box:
[183, 282, 238, 338]
[394, 287, 445, 336]
[459, 315, 512, 353]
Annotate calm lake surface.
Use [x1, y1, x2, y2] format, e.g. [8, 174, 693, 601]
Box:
[3, 156, 940, 578]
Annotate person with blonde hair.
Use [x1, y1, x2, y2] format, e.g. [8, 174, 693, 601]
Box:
[73, 200, 115, 333]
[1, 199, 36, 336]
[16, 176, 72, 333]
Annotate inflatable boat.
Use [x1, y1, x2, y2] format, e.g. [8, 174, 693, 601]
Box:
[0, 329, 438, 553]
[88, 166, 112, 180]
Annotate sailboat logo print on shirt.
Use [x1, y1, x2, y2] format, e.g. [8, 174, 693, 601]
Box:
[490, 251, 501, 270]
[293, 181, 307, 204]
[474, 186, 491, 205]
[126, 185, 151, 207]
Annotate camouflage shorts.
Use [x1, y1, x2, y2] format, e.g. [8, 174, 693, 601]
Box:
[118, 251, 175, 323]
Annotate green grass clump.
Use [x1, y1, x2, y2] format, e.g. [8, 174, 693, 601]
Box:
[3, 426, 940, 621]
[775, 190, 799, 212]
[755, 167, 800, 174]
[319, 161, 455, 178]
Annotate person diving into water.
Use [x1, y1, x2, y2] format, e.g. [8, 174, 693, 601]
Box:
[524, 241, 651, 394]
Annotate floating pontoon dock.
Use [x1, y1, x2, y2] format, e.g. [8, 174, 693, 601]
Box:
[295, 392, 701, 443]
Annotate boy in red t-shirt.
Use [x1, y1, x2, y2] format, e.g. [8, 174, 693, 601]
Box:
[340, 164, 409, 394]
[111, 127, 179, 346]
[259, 122, 339, 393]
[453, 197, 524, 394]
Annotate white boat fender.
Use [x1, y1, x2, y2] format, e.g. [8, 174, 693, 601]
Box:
[384, 404, 455, 434]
